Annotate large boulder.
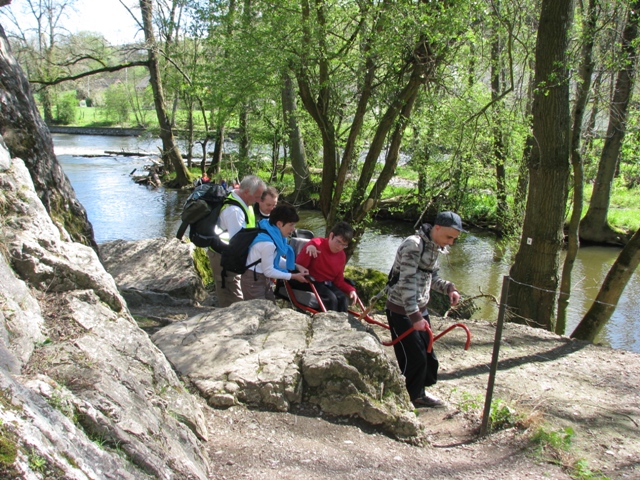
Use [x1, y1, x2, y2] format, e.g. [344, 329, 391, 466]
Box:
[0, 144, 211, 478]
[152, 300, 423, 440]
[100, 237, 208, 306]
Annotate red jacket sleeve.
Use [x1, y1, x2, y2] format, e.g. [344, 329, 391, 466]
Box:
[332, 260, 355, 294]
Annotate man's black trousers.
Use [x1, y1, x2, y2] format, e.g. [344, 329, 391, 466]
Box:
[386, 309, 439, 401]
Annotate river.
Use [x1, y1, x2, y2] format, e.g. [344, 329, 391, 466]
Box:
[53, 133, 640, 353]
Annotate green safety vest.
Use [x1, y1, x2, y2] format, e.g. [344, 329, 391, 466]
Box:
[218, 194, 255, 243]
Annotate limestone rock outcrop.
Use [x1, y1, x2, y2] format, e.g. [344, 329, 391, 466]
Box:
[0, 21, 96, 250]
[100, 238, 208, 306]
[152, 300, 422, 440]
[0, 142, 211, 478]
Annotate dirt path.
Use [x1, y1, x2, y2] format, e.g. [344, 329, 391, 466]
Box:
[136, 305, 640, 479]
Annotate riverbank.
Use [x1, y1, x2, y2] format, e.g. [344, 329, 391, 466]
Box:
[47, 125, 146, 136]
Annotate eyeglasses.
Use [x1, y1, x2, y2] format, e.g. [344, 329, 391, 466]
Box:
[333, 238, 349, 248]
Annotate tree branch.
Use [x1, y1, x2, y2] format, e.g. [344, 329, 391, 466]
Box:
[29, 60, 150, 86]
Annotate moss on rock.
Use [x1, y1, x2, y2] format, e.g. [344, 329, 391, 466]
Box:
[193, 246, 213, 286]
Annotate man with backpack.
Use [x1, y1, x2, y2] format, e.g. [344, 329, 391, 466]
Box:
[207, 175, 266, 307]
[386, 211, 465, 409]
[240, 204, 309, 301]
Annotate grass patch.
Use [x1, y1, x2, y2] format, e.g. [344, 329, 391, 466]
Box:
[453, 390, 524, 433]
[577, 181, 640, 232]
[529, 426, 610, 480]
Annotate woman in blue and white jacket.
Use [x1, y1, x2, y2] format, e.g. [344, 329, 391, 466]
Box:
[241, 204, 308, 301]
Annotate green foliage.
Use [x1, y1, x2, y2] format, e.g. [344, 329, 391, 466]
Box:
[0, 417, 19, 477]
[578, 180, 640, 232]
[102, 83, 130, 125]
[28, 453, 47, 472]
[46, 389, 75, 421]
[344, 266, 388, 309]
[55, 91, 78, 125]
[529, 426, 610, 479]
[455, 391, 521, 432]
[458, 391, 483, 412]
[572, 459, 611, 480]
[530, 426, 575, 453]
[0, 431, 17, 468]
[489, 399, 520, 431]
[8, 0, 640, 242]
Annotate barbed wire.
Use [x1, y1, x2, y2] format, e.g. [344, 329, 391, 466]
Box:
[505, 275, 618, 308]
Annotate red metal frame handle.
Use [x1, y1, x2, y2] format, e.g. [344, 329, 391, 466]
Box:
[381, 325, 435, 352]
[307, 281, 327, 312]
[433, 323, 472, 350]
[286, 282, 471, 353]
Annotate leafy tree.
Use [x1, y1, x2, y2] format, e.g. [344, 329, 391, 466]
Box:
[0, 23, 96, 250]
[139, 0, 190, 186]
[246, 2, 484, 237]
[580, 0, 640, 245]
[506, 0, 574, 331]
[0, 0, 79, 122]
[557, 0, 600, 335]
[282, 69, 309, 196]
[54, 89, 77, 124]
[103, 82, 130, 124]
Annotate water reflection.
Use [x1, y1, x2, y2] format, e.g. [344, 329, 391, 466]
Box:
[55, 134, 187, 243]
[53, 134, 639, 353]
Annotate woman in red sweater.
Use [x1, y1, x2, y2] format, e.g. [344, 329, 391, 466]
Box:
[294, 221, 359, 312]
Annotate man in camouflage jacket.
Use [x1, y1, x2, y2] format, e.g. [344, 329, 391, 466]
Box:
[386, 211, 466, 408]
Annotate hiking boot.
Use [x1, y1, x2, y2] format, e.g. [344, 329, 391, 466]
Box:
[412, 393, 446, 409]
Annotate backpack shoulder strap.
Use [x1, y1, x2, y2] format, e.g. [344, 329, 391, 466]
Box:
[223, 195, 250, 224]
[387, 236, 431, 288]
[417, 237, 432, 273]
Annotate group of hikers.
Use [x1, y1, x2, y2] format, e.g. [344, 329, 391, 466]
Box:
[194, 173, 239, 192]
[203, 174, 467, 410]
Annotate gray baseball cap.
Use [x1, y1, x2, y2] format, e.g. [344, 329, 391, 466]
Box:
[434, 211, 467, 233]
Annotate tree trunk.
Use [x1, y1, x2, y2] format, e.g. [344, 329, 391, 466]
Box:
[185, 102, 194, 169]
[238, 105, 249, 165]
[571, 227, 640, 342]
[491, 25, 508, 234]
[580, 2, 640, 245]
[348, 35, 435, 226]
[199, 138, 208, 176]
[506, 0, 574, 331]
[41, 87, 54, 124]
[557, 0, 598, 335]
[298, 0, 337, 225]
[330, 48, 377, 230]
[140, 0, 190, 187]
[270, 134, 279, 184]
[514, 57, 535, 222]
[281, 70, 309, 198]
[208, 124, 225, 176]
[349, 71, 423, 227]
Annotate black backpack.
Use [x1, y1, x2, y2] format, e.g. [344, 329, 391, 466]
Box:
[175, 184, 244, 252]
[220, 227, 268, 279]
